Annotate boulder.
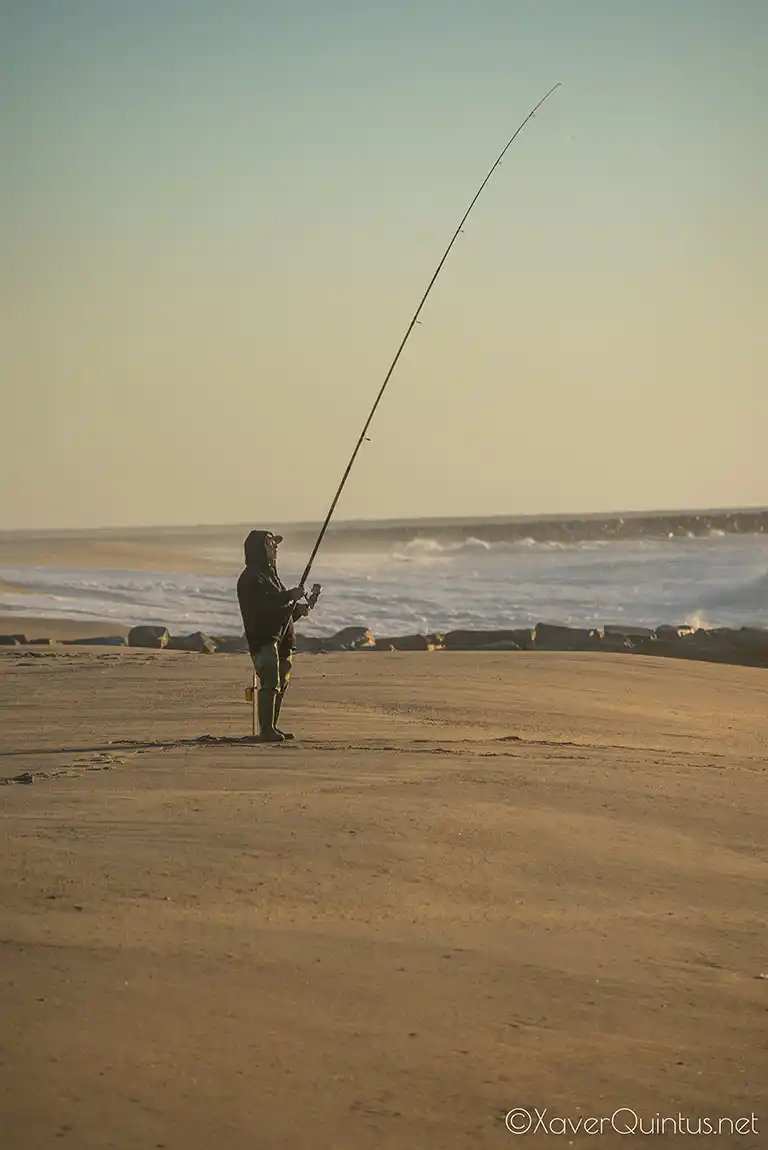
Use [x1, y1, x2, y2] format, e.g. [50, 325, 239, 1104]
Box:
[293, 634, 325, 654]
[701, 627, 768, 666]
[183, 631, 216, 654]
[322, 627, 376, 651]
[443, 629, 533, 651]
[374, 634, 434, 651]
[61, 636, 127, 647]
[127, 625, 170, 649]
[715, 626, 768, 652]
[632, 637, 687, 660]
[633, 628, 768, 669]
[603, 623, 656, 640]
[472, 639, 523, 651]
[655, 625, 695, 641]
[600, 632, 636, 651]
[167, 632, 217, 653]
[534, 623, 600, 650]
[682, 628, 717, 645]
[211, 634, 249, 654]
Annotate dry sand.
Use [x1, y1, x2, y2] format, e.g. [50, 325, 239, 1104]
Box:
[1, 647, 766, 1149]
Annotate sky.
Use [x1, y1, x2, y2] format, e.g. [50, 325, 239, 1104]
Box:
[2, 0, 766, 530]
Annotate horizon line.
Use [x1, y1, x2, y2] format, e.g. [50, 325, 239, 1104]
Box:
[1, 503, 766, 538]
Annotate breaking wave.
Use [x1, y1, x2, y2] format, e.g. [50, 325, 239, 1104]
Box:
[393, 536, 494, 562]
[695, 569, 768, 613]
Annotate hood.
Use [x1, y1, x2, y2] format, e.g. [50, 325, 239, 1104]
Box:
[244, 529, 274, 573]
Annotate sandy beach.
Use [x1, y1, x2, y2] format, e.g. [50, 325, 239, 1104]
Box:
[1, 644, 766, 1148]
[5, 0, 766, 1141]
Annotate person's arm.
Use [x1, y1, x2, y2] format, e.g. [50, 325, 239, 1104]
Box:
[256, 583, 304, 609]
[238, 574, 304, 636]
[291, 583, 321, 620]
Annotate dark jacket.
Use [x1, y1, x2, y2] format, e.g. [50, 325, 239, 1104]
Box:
[237, 530, 296, 654]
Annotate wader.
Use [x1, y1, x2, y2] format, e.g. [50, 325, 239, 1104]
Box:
[251, 641, 294, 741]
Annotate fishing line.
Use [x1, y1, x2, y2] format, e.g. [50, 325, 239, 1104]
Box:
[298, 82, 562, 591]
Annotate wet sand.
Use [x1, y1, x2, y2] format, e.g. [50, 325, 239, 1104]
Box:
[0, 531, 238, 575]
[1, 648, 766, 1148]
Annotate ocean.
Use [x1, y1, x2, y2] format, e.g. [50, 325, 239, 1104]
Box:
[1, 511, 766, 637]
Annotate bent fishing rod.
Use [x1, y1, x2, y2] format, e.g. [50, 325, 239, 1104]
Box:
[294, 82, 561, 604]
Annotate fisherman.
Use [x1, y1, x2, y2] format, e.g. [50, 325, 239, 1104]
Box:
[237, 530, 321, 742]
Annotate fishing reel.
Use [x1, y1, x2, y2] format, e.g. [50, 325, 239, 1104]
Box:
[305, 582, 322, 610]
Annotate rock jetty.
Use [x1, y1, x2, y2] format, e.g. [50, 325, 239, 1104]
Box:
[3, 622, 766, 669]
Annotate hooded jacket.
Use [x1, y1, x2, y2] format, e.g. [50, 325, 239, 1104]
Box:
[236, 530, 297, 653]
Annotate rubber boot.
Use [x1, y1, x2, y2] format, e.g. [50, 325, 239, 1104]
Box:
[256, 689, 284, 742]
[274, 691, 295, 740]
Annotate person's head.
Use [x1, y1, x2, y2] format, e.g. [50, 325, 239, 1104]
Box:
[264, 531, 283, 563]
[244, 529, 283, 570]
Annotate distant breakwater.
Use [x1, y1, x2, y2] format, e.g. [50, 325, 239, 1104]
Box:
[282, 507, 768, 551]
[2, 507, 764, 560]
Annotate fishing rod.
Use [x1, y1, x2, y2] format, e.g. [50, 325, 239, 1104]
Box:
[296, 81, 561, 597]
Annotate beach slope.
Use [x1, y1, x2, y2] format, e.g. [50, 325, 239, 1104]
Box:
[1, 649, 766, 1148]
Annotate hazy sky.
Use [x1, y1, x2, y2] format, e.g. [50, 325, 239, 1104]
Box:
[2, 0, 766, 530]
